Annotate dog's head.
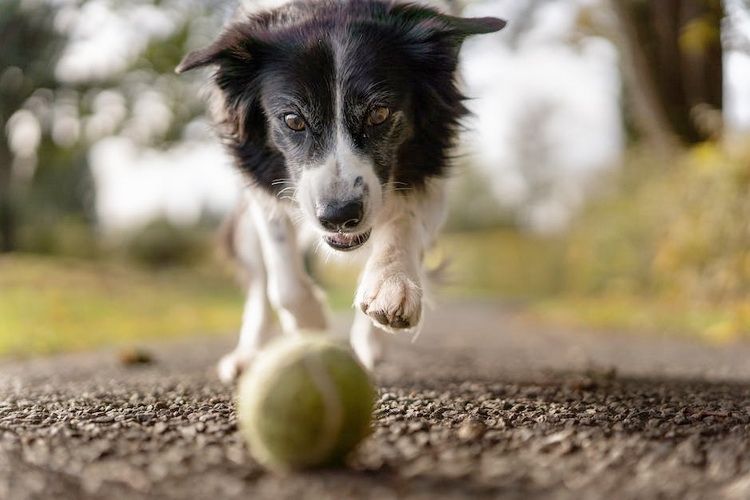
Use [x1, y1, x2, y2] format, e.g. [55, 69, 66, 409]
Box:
[178, 1, 505, 251]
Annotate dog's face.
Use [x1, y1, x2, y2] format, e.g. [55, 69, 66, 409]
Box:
[178, 1, 505, 251]
[256, 32, 413, 251]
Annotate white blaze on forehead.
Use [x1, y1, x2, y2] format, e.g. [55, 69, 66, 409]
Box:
[303, 125, 377, 205]
[294, 35, 384, 231]
[329, 39, 380, 198]
[328, 100, 383, 210]
[303, 36, 379, 202]
[334, 127, 370, 178]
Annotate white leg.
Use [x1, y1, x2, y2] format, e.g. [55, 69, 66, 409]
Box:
[217, 279, 273, 382]
[356, 181, 446, 333]
[350, 308, 383, 370]
[249, 193, 328, 335]
[356, 223, 423, 332]
[217, 204, 273, 383]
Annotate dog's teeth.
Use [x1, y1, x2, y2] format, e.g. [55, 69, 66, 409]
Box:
[323, 229, 371, 251]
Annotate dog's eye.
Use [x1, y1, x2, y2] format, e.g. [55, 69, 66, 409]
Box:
[368, 106, 390, 126]
[284, 113, 306, 131]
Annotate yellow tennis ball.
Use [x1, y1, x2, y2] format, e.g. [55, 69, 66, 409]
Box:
[236, 335, 376, 471]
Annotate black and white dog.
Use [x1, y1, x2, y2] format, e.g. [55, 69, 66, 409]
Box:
[177, 0, 505, 382]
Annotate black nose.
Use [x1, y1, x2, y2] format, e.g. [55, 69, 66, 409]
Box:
[317, 200, 364, 231]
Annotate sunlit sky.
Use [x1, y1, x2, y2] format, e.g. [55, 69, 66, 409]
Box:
[42, 0, 750, 233]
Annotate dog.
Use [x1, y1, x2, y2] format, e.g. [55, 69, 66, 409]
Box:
[176, 0, 505, 382]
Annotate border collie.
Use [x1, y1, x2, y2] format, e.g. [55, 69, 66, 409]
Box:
[176, 0, 505, 382]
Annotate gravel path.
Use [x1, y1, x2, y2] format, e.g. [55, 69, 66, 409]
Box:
[2, 300, 750, 500]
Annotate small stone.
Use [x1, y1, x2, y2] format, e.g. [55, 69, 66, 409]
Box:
[118, 348, 154, 366]
[457, 419, 486, 442]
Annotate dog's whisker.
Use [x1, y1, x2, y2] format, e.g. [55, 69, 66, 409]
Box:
[271, 178, 294, 186]
[312, 238, 326, 257]
[322, 242, 335, 264]
[383, 181, 413, 194]
[385, 186, 413, 194]
[288, 210, 307, 225]
[276, 186, 299, 202]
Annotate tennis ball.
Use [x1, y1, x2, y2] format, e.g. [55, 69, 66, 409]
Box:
[236, 335, 376, 471]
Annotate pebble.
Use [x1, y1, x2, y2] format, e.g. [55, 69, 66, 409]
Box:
[457, 419, 486, 441]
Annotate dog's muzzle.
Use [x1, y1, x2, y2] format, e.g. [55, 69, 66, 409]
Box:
[323, 229, 371, 251]
[316, 198, 371, 250]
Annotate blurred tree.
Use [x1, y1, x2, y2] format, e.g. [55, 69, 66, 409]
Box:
[0, 0, 229, 254]
[513, 99, 560, 231]
[0, 0, 65, 252]
[724, 0, 750, 55]
[609, 0, 724, 149]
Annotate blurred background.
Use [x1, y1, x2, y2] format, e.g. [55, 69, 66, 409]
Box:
[1, 0, 748, 357]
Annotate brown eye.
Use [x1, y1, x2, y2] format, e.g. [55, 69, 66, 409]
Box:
[284, 113, 306, 131]
[368, 106, 390, 126]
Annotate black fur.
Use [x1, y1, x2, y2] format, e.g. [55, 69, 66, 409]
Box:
[177, 0, 505, 195]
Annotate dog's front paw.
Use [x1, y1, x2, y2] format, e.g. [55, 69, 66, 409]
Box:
[356, 271, 422, 332]
[217, 348, 256, 384]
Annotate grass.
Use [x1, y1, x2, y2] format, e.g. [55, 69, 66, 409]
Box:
[0, 254, 244, 357]
[315, 228, 749, 343]
[2, 227, 748, 358]
[531, 296, 750, 344]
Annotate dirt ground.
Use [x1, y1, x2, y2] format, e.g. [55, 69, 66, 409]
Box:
[2, 300, 750, 500]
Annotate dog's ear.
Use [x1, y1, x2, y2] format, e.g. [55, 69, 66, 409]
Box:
[437, 14, 507, 39]
[392, 5, 506, 48]
[175, 26, 254, 74]
[175, 44, 224, 74]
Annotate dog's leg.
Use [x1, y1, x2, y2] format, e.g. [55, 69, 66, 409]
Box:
[217, 203, 273, 383]
[249, 193, 328, 336]
[356, 182, 446, 333]
[356, 213, 423, 332]
[350, 308, 383, 370]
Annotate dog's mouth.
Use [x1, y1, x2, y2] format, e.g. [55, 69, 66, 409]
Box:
[323, 229, 372, 251]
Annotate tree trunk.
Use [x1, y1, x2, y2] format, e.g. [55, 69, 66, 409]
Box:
[610, 0, 724, 147]
[0, 138, 16, 253]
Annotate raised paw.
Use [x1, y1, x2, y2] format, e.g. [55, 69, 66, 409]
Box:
[356, 271, 422, 333]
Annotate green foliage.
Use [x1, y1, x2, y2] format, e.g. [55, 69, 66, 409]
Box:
[537, 142, 750, 339]
[18, 216, 100, 258]
[563, 164, 665, 296]
[444, 167, 518, 231]
[0, 0, 63, 119]
[1, 0, 68, 251]
[651, 144, 750, 301]
[564, 144, 750, 302]
[439, 230, 566, 299]
[137, 24, 192, 75]
[123, 219, 211, 268]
